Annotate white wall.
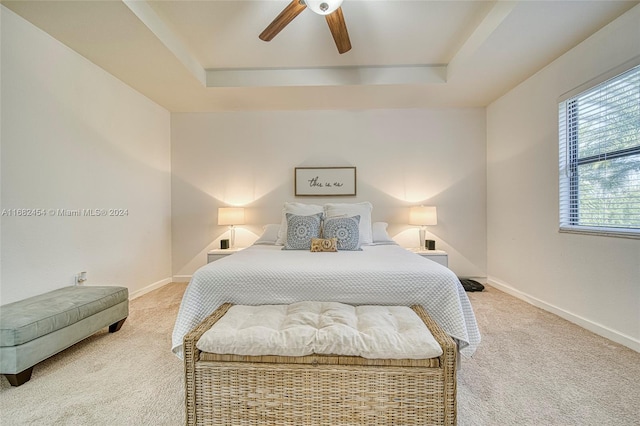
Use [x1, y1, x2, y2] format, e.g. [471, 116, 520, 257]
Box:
[171, 109, 487, 278]
[487, 6, 640, 350]
[0, 7, 172, 304]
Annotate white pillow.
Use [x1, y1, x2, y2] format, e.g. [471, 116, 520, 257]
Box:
[323, 202, 373, 245]
[371, 222, 397, 245]
[275, 202, 324, 245]
[253, 224, 281, 245]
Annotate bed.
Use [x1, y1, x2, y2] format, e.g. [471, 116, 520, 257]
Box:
[172, 243, 480, 359]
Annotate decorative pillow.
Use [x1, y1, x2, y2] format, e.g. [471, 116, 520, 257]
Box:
[310, 237, 338, 252]
[253, 224, 281, 245]
[276, 202, 324, 246]
[371, 222, 397, 245]
[323, 215, 361, 251]
[283, 213, 323, 250]
[323, 202, 373, 245]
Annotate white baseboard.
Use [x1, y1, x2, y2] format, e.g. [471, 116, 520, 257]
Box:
[487, 276, 640, 352]
[129, 277, 173, 300]
[172, 275, 192, 283]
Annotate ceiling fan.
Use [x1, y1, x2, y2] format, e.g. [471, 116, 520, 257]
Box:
[259, 0, 352, 54]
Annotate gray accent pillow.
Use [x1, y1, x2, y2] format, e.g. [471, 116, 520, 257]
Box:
[323, 215, 361, 251]
[283, 213, 323, 250]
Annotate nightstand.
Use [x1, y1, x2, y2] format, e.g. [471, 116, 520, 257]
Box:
[207, 247, 245, 263]
[407, 248, 448, 267]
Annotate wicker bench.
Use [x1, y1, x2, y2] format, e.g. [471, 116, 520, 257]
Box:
[0, 286, 128, 386]
[184, 303, 457, 426]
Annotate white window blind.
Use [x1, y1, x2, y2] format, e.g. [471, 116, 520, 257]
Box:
[559, 63, 640, 237]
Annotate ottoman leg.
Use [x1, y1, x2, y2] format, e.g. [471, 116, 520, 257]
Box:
[5, 367, 34, 387]
[109, 317, 127, 333]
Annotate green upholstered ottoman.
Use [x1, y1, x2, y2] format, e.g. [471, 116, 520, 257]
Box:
[0, 286, 128, 386]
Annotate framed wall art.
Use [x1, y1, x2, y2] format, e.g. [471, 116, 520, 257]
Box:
[294, 167, 357, 196]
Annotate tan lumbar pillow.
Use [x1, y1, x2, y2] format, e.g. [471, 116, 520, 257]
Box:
[310, 237, 338, 252]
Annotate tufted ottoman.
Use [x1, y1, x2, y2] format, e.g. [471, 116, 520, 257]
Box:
[0, 285, 128, 386]
[184, 302, 457, 425]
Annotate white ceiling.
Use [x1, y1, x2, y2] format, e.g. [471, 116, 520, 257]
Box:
[3, 0, 638, 112]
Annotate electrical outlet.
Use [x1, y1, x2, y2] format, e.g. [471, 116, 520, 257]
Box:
[76, 271, 87, 285]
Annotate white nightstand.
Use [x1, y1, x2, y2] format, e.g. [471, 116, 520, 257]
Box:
[407, 248, 448, 267]
[207, 247, 245, 263]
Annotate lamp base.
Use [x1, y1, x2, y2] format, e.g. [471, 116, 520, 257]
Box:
[229, 226, 236, 248]
[419, 227, 426, 250]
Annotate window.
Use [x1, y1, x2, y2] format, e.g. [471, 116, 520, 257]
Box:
[558, 63, 640, 237]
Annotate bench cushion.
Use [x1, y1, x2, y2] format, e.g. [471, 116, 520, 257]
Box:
[0, 286, 128, 347]
[196, 301, 443, 359]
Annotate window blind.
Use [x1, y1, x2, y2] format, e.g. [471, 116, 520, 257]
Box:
[559, 64, 640, 237]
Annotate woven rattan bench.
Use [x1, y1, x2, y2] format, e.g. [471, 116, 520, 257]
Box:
[184, 303, 457, 426]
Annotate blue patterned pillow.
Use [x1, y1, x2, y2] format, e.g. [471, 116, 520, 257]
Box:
[283, 213, 323, 250]
[323, 215, 361, 251]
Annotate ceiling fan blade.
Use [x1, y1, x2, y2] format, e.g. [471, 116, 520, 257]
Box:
[259, 0, 307, 42]
[325, 7, 351, 54]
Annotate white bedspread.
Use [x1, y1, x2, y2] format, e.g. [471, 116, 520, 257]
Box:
[172, 245, 480, 358]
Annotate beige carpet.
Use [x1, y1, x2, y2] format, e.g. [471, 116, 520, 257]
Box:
[1, 283, 639, 425]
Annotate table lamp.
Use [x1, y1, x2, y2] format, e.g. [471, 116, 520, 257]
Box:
[409, 206, 437, 250]
[217, 207, 245, 248]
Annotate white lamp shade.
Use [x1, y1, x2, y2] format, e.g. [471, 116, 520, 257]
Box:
[306, 0, 343, 15]
[409, 206, 437, 226]
[218, 207, 245, 226]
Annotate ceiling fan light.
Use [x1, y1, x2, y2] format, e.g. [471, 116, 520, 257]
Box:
[305, 0, 343, 16]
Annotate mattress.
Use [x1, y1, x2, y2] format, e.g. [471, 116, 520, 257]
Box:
[172, 244, 480, 358]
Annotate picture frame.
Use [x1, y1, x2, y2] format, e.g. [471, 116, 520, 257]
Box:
[294, 167, 357, 196]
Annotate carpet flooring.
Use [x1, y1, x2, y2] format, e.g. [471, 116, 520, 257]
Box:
[1, 283, 639, 425]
